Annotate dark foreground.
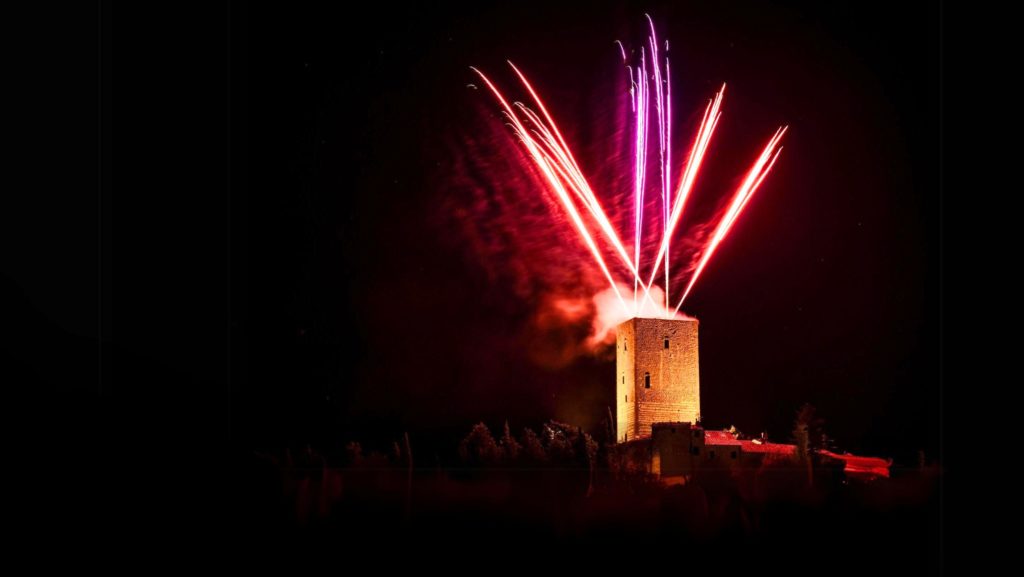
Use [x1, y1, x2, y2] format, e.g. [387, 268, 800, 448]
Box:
[232, 447, 940, 571]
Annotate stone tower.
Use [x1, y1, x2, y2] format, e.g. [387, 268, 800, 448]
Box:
[615, 317, 700, 442]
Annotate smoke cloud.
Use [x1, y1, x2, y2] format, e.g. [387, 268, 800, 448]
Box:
[439, 95, 698, 369]
[589, 283, 695, 347]
[524, 283, 695, 368]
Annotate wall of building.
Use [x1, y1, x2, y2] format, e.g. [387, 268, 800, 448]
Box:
[651, 422, 701, 478]
[651, 423, 765, 482]
[700, 442, 741, 472]
[615, 320, 636, 442]
[616, 317, 700, 440]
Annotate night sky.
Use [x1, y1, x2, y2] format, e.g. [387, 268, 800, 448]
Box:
[7, 2, 938, 467]
[223, 0, 939, 463]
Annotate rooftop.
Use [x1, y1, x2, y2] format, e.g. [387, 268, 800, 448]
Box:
[704, 430, 742, 446]
[739, 440, 797, 456]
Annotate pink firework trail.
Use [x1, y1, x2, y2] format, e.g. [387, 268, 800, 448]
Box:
[673, 126, 788, 315]
[472, 16, 787, 318]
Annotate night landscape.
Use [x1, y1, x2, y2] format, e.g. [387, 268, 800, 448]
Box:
[22, 1, 942, 570]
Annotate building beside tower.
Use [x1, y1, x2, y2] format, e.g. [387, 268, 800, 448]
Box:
[611, 315, 890, 482]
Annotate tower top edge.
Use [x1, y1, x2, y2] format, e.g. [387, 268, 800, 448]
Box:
[616, 316, 699, 327]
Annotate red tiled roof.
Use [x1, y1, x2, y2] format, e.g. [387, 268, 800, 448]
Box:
[704, 430, 742, 446]
[819, 450, 891, 479]
[739, 440, 797, 455]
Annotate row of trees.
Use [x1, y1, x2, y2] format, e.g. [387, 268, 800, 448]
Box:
[458, 420, 598, 469]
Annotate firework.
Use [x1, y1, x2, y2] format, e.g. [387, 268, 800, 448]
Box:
[472, 15, 786, 317]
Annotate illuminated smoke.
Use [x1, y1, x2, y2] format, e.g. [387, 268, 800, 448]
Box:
[456, 14, 786, 353]
[590, 283, 693, 348]
[525, 284, 692, 367]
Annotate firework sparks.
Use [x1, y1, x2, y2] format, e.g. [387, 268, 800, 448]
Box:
[673, 126, 788, 314]
[471, 15, 787, 319]
[644, 14, 672, 310]
[470, 66, 632, 314]
[646, 84, 725, 292]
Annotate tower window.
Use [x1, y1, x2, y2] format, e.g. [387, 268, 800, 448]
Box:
[664, 339, 669, 349]
[625, 395, 628, 403]
[644, 373, 651, 388]
[622, 376, 625, 384]
[709, 451, 716, 460]
[730, 451, 738, 459]
[690, 446, 699, 455]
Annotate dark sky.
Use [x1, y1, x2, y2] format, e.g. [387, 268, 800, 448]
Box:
[222, 0, 939, 462]
[5, 2, 938, 466]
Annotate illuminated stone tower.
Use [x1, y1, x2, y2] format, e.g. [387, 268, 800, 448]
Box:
[615, 317, 700, 442]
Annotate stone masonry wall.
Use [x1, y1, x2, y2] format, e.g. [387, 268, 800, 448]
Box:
[616, 317, 700, 440]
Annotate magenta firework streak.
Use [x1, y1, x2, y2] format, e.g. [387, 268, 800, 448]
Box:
[471, 15, 787, 317]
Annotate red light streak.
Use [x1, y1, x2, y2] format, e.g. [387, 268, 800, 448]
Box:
[472, 16, 787, 319]
[673, 127, 787, 314]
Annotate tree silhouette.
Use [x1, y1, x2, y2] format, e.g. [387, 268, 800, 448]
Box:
[544, 424, 575, 463]
[793, 403, 825, 486]
[519, 427, 547, 464]
[500, 420, 522, 462]
[458, 422, 500, 466]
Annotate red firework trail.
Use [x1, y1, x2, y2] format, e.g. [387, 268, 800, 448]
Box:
[471, 16, 786, 318]
[673, 126, 788, 314]
[646, 84, 724, 299]
[469, 66, 631, 312]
